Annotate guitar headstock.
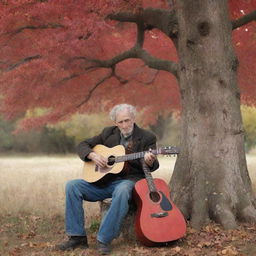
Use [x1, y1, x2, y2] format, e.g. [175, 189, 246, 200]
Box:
[157, 146, 180, 156]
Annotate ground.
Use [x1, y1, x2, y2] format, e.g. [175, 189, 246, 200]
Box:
[1, 213, 256, 256]
[1, 154, 256, 255]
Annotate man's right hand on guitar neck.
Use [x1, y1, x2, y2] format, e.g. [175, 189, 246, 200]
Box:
[88, 152, 108, 168]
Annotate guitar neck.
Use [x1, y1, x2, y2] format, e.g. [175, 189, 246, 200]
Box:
[112, 146, 178, 165]
[115, 151, 148, 163]
[141, 160, 157, 193]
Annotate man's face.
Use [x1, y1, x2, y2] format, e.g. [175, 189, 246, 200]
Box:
[115, 109, 135, 136]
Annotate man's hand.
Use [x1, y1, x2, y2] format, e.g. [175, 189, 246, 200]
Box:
[88, 152, 108, 168]
[144, 150, 156, 167]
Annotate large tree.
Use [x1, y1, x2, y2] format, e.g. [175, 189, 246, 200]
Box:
[169, 0, 256, 229]
[0, 0, 256, 229]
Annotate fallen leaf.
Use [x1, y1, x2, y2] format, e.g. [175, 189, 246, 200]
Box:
[220, 246, 238, 255]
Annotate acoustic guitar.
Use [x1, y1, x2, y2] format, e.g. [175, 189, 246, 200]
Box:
[83, 144, 179, 183]
[133, 160, 186, 246]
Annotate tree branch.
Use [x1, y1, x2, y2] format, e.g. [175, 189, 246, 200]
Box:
[135, 15, 145, 48]
[112, 68, 129, 84]
[69, 49, 138, 72]
[69, 7, 179, 80]
[1, 55, 42, 72]
[232, 10, 256, 30]
[13, 23, 65, 35]
[113, 64, 159, 86]
[72, 47, 178, 77]
[0, 23, 65, 39]
[108, 8, 178, 39]
[131, 69, 160, 85]
[54, 73, 80, 88]
[143, 70, 159, 85]
[89, 48, 138, 67]
[55, 66, 128, 108]
[76, 68, 114, 108]
[137, 49, 178, 76]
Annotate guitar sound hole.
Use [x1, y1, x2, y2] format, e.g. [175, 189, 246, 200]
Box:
[107, 156, 115, 166]
[149, 191, 160, 203]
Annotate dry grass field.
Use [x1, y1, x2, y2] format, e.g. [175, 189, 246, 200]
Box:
[0, 153, 256, 218]
[1, 152, 256, 256]
[0, 154, 176, 218]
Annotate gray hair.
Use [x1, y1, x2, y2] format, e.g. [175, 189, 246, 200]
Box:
[109, 104, 136, 121]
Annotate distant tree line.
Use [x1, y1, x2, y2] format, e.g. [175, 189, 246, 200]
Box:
[0, 106, 255, 154]
[0, 116, 75, 153]
[241, 106, 256, 152]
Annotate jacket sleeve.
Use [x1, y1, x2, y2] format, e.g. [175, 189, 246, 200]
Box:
[77, 130, 105, 161]
[76, 126, 117, 161]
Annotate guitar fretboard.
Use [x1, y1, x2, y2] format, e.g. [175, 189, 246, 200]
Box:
[141, 159, 157, 193]
[108, 146, 178, 166]
[115, 151, 147, 163]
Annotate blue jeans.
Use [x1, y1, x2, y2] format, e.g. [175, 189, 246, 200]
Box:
[65, 178, 135, 244]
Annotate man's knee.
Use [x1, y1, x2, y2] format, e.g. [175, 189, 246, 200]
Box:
[113, 180, 135, 199]
[65, 179, 82, 195]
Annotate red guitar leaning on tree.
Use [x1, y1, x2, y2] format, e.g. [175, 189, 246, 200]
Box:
[133, 153, 186, 246]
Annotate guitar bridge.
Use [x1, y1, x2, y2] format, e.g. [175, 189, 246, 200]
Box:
[151, 212, 168, 218]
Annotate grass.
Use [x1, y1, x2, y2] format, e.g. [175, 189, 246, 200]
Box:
[0, 154, 176, 217]
[246, 154, 256, 187]
[0, 154, 177, 255]
[0, 151, 256, 256]
[1, 153, 256, 255]
[0, 153, 256, 216]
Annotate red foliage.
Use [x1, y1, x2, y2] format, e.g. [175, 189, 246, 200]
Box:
[0, 0, 255, 130]
[229, 0, 256, 105]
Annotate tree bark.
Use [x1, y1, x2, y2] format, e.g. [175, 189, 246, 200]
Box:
[169, 0, 256, 229]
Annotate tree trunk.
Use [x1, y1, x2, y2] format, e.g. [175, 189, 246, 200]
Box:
[170, 0, 256, 229]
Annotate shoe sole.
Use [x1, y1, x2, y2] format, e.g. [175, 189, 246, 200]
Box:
[55, 244, 88, 251]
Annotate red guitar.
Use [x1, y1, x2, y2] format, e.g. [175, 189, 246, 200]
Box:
[133, 159, 186, 246]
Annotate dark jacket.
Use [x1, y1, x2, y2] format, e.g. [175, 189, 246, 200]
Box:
[77, 124, 159, 184]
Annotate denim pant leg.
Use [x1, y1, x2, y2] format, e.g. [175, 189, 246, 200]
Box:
[97, 179, 136, 244]
[65, 179, 112, 236]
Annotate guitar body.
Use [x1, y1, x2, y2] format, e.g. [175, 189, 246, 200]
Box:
[83, 145, 125, 183]
[133, 178, 186, 246]
[82, 144, 179, 184]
